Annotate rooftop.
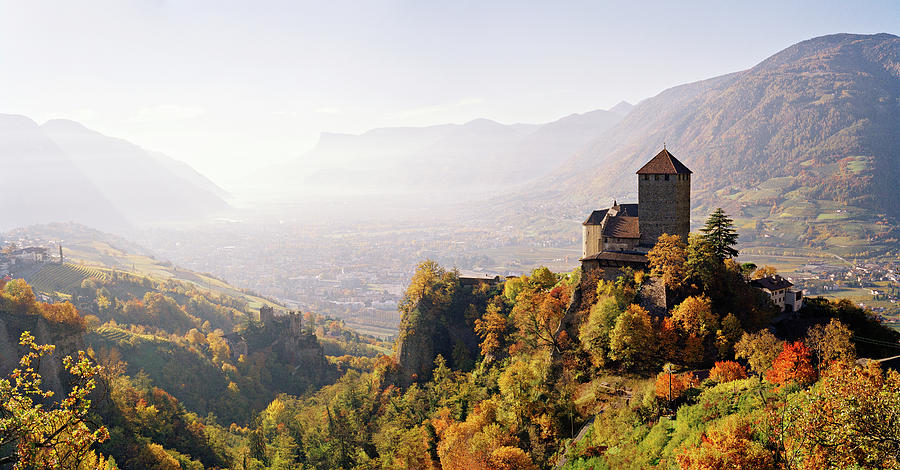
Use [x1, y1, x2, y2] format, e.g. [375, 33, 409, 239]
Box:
[750, 275, 794, 291]
[602, 216, 640, 239]
[582, 203, 638, 226]
[583, 209, 609, 226]
[580, 251, 648, 263]
[636, 148, 692, 175]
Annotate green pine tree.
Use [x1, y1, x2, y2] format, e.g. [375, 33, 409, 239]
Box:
[700, 208, 739, 260]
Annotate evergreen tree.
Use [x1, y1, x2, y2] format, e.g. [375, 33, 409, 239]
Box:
[700, 208, 739, 260]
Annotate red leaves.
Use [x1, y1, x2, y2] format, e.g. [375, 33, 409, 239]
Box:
[765, 341, 817, 388]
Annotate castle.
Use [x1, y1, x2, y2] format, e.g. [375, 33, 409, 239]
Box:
[581, 148, 691, 274]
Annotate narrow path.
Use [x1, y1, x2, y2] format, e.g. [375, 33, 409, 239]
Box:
[553, 385, 632, 469]
[554, 414, 598, 470]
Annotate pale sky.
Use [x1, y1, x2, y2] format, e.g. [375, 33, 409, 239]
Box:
[1, 0, 897, 186]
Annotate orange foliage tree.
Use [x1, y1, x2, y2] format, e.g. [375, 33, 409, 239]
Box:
[709, 360, 747, 383]
[474, 301, 508, 359]
[436, 400, 537, 470]
[511, 284, 571, 353]
[36, 301, 86, 330]
[765, 341, 817, 387]
[675, 415, 776, 469]
[654, 370, 700, 401]
[781, 361, 900, 468]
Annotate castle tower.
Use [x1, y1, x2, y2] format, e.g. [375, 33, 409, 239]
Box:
[636, 149, 691, 246]
[259, 305, 275, 325]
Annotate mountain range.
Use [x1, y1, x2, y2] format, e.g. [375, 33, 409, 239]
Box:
[530, 32, 900, 257]
[253, 105, 628, 197]
[252, 33, 900, 259]
[0, 115, 230, 230]
[4, 32, 899, 260]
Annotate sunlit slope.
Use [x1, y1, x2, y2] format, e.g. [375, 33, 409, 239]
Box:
[12, 224, 282, 311]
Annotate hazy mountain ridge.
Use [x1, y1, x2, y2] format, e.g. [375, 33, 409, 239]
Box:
[0, 114, 129, 230]
[42, 119, 230, 223]
[259, 108, 623, 196]
[0, 115, 230, 229]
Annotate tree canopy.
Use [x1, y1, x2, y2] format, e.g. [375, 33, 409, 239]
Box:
[700, 208, 739, 260]
[0, 332, 110, 469]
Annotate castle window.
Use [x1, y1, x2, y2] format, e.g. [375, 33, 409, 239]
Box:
[644, 175, 649, 180]
[665, 174, 669, 181]
[655, 175, 659, 180]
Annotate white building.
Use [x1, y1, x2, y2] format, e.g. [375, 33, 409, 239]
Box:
[751, 275, 803, 312]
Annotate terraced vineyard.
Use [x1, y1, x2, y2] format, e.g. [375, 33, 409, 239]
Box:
[28, 263, 109, 295]
[96, 327, 128, 342]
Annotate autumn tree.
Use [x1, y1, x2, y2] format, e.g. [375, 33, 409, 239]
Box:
[671, 295, 718, 339]
[1, 279, 35, 314]
[765, 341, 817, 387]
[699, 208, 739, 260]
[709, 360, 748, 383]
[502, 277, 526, 304]
[675, 415, 775, 469]
[654, 368, 700, 401]
[474, 300, 508, 360]
[714, 313, 744, 359]
[529, 267, 558, 290]
[752, 265, 778, 280]
[784, 361, 900, 468]
[36, 301, 86, 330]
[805, 318, 856, 366]
[437, 399, 536, 470]
[0, 332, 111, 468]
[734, 330, 784, 375]
[579, 296, 623, 368]
[647, 233, 687, 289]
[608, 304, 654, 369]
[511, 284, 571, 353]
[400, 260, 456, 316]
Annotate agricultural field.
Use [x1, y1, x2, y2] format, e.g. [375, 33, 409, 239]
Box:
[28, 263, 109, 296]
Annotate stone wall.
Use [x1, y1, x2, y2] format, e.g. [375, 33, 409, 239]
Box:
[582, 225, 602, 258]
[638, 173, 690, 245]
[602, 236, 639, 252]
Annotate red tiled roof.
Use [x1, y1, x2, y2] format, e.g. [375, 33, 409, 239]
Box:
[636, 149, 692, 175]
[602, 216, 640, 238]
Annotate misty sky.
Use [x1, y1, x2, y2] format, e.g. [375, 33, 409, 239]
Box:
[1, 0, 897, 186]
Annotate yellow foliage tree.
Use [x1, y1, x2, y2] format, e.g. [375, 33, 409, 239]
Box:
[671, 295, 718, 339]
[608, 304, 654, 369]
[647, 234, 687, 289]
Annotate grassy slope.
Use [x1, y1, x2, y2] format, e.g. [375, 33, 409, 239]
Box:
[39, 238, 283, 311]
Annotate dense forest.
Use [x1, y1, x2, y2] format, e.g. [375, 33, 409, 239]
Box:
[2, 215, 900, 468]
